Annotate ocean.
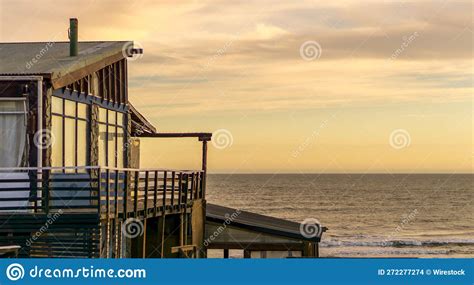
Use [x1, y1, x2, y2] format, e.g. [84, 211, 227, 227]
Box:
[206, 174, 473, 258]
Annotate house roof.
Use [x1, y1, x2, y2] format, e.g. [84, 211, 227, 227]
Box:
[206, 203, 326, 242]
[0, 41, 156, 133]
[0, 41, 130, 88]
[129, 104, 157, 135]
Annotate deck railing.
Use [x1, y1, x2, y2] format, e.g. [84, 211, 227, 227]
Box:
[0, 167, 204, 217]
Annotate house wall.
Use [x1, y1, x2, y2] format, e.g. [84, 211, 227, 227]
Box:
[45, 59, 130, 170]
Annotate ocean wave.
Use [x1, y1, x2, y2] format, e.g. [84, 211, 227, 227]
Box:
[322, 249, 460, 257]
[321, 239, 474, 248]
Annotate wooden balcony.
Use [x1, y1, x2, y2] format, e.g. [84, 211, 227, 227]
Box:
[0, 166, 205, 257]
[0, 166, 204, 217]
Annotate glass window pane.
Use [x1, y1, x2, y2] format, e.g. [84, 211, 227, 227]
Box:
[117, 112, 124, 126]
[64, 118, 76, 169]
[51, 97, 63, 114]
[108, 126, 116, 167]
[108, 110, 116, 125]
[0, 100, 25, 112]
[77, 120, 88, 167]
[51, 115, 63, 167]
[65, 100, 76, 117]
[99, 124, 107, 166]
[99, 108, 107, 123]
[117, 128, 124, 168]
[0, 99, 27, 167]
[92, 73, 99, 96]
[77, 103, 88, 119]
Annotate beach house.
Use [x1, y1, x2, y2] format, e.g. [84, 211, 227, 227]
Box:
[0, 19, 324, 258]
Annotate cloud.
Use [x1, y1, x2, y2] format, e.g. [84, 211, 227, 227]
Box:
[1, 0, 472, 116]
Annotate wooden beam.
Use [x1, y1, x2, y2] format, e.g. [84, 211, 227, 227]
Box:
[171, 244, 197, 258]
[206, 242, 306, 251]
[0, 245, 20, 258]
[51, 51, 125, 89]
[137, 132, 212, 141]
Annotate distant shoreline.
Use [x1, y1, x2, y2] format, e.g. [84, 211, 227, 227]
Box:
[208, 173, 474, 175]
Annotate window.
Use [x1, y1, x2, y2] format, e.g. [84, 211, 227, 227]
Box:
[99, 124, 107, 166]
[98, 108, 125, 168]
[51, 116, 63, 167]
[0, 98, 27, 167]
[51, 96, 89, 172]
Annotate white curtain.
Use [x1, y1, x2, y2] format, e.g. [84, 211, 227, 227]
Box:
[0, 99, 29, 212]
[0, 100, 27, 167]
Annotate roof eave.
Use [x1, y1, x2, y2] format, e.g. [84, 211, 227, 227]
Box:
[50, 50, 126, 89]
[206, 213, 323, 242]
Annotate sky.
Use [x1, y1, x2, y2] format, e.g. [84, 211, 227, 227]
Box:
[1, 0, 472, 173]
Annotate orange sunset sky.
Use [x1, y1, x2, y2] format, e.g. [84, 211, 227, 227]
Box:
[1, 0, 472, 173]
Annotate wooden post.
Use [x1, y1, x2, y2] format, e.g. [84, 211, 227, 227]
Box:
[114, 170, 119, 218]
[303, 241, 311, 257]
[161, 171, 167, 257]
[123, 170, 128, 219]
[178, 173, 183, 208]
[141, 219, 147, 258]
[114, 170, 119, 257]
[160, 215, 166, 258]
[153, 171, 158, 216]
[302, 242, 319, 258]
[105, 169, 110, 258]
[144, 171, 149, 218]
[201, 140, 207, 198]
[170, 171, 175, 207]
[243, 250, 251, 258]
[163, 171, 167, 210]
[180, 213, 184, 247]
[133, 171, 139, 216]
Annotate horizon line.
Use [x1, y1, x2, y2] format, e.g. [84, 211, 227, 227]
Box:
[207, 172, 474, 175]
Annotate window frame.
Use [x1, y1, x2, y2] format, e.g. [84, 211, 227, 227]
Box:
[98, 108, 126, 168]
[51, 96, 90, 173]
[0, 97, 27, 117]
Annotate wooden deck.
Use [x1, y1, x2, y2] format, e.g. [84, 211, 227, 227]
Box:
[0, 167, 204, 216]
[0, 167, 205, 257]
